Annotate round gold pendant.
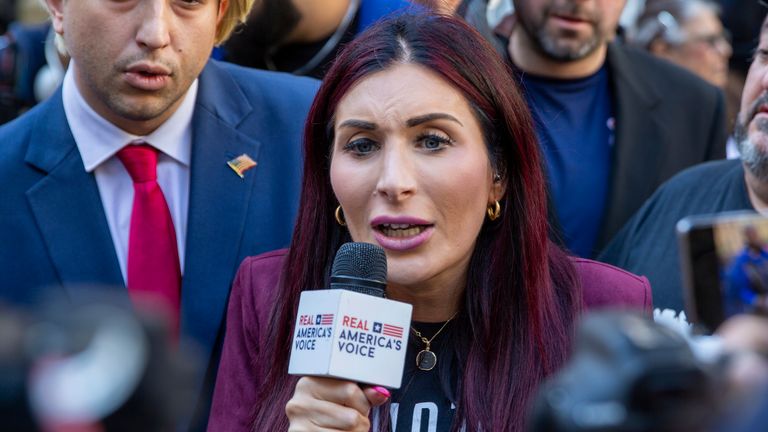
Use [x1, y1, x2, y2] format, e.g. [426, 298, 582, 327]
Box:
[416, 349, 437, 371]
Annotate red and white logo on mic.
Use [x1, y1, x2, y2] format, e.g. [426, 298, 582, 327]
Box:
[338, 315, 404, 358]
[298, 313, 334, 326]
[294, 314, 335, 352]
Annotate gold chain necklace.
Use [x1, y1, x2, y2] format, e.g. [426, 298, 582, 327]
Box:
[410, 313, 457, 371]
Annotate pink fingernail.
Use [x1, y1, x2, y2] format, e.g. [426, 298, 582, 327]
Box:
[372, 386, 391, 398]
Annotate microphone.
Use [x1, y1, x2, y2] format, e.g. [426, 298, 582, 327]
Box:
[288, 242, 412, 388]
[329, 242, 387, 297]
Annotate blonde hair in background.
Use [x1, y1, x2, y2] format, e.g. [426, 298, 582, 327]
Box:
[217, 0, 256, 44]
[42, 0, 256, 55]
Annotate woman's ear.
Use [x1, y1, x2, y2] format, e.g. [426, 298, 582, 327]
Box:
[490, 173, 506, 203]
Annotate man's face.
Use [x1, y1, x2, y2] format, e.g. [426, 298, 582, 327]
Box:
[736, 19, 768, 182]
[513, 0, 625, 61]
[48, 0, 226, 135]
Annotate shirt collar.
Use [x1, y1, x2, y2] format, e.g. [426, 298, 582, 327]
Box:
[63, 61, 197, 172]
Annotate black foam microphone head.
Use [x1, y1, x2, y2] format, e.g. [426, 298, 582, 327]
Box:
[330, 242, 388, 297]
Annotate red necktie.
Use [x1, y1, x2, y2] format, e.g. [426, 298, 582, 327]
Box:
[118, 143, 181, 338]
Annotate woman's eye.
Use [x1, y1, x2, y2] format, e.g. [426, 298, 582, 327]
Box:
[343, 138, 379, 156]
[418, 133, 453, 151]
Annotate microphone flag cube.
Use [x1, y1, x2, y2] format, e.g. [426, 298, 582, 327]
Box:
[288, 289, 412, 388]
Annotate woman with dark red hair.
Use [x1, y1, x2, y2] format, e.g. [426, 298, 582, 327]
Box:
[208, 13, 650, 432]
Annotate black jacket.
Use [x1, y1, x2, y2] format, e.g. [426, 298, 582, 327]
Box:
[597, 42, 726, 249]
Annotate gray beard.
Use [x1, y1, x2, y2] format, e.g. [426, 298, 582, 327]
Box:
[515, 0, 604, 62]
[535, 30, 602, 61]
[736, 117, 768, 183]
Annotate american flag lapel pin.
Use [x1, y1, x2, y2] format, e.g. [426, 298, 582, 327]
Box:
[227, 154, 257, 178]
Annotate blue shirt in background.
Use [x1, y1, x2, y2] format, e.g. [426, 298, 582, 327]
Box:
[521, 65, 614, 257]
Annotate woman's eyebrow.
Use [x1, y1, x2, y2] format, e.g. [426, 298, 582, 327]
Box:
[406, 113, 463, 127]
[337, 119, 377, 130]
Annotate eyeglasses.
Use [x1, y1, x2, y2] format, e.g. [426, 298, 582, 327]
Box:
[654, 11, 731, 53]
[684, 31, 732, 51]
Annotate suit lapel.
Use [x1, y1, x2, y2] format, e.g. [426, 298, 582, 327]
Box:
[24, 92, 124, 295]
[181, 62, 261, 366]
[597, 44, 665, 249]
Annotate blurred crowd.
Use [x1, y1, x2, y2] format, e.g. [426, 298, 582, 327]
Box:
[0, 1, 760, 128]
[3, 0, 768, 431]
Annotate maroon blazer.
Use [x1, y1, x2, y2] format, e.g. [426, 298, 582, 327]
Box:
[207, 249, 651, 431]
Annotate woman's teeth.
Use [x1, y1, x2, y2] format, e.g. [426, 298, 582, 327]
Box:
[380, 224, 426, 238]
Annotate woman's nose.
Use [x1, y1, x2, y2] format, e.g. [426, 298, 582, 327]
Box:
[374, 144, 417, 201]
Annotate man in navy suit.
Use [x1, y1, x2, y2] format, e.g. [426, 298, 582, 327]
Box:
[0, 0, 317, 428]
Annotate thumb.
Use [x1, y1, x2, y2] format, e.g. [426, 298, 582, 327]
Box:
[363, 385, 391, 407]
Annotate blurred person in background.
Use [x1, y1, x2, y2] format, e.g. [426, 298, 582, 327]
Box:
[629, 0, 732, 89]
[0, 23, 66, 125]
[0, 0, 77, 125]
[222, 0, 415, 79]
[628, 0, 741, 156]
[600, 9, 768, 316]
[724, 225, 768, 314]
[488, 0, 726, 258]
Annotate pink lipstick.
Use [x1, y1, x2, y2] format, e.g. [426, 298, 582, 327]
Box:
[370, 216, 434, 251]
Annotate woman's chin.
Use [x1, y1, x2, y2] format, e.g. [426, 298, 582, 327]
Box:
[385, 262, 432, 291]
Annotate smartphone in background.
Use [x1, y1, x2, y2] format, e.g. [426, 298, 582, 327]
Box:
[677, 211, 768, 333]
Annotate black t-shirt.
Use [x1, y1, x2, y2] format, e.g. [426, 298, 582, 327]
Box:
[599, 160, 753, 313]
[384, 321, 459, 432]
[521, 66, 614, 258]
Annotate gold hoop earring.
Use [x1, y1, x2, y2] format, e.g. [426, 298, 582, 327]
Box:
[335, 205, 347, 226]
[487, 201, 501, 221]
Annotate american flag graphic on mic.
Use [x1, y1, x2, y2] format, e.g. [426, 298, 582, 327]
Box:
[373, 322, 404, 338]
[319, 314, 334, 326]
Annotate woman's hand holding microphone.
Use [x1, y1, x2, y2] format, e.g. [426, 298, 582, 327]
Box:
[286, 376, 391, 431]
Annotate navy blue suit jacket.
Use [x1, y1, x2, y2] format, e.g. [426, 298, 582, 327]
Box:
[0, 60, 318, 428]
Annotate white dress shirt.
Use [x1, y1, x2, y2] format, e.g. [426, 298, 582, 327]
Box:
[62, 62, 196, 283]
